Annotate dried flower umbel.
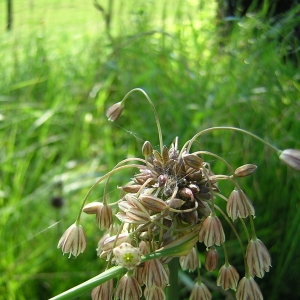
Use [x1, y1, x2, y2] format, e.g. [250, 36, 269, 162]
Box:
[56, 88, 300, 300]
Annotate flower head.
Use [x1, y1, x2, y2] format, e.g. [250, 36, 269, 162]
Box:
[57, 223, 86, 258]
[246, 238, 271, 278]
[236, 277, 263, 300]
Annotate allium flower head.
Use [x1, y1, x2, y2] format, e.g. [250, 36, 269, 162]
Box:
[189, 282, 212, 300]
[57, 223, 86, 258]
[246, 238, 271, 278]
[236, 277, 263, 300]
[217, 264, 239, 290]
[113, 242, 142, 270]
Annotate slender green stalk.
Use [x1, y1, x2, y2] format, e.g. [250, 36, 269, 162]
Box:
[187, 126, 281, 154]
[167, 258, 179, 300]
[120, 88, 164, 153]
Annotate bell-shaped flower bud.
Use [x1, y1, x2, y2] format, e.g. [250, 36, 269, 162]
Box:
[106, 101, 124, 121]
[234, 164, 257, 177]
[279, 149, 300, 172]
[57, 223, 86, 258]
[236, 277, 263, 300]
[115, 273, 142, 300]
[217, 264, 239, 290]
[91, 279, 113, 300]
[198, 215, 225, 247]
[246, 238, 271, 278]
[189, 282, 211, 300]
[204, 247, 218, 272]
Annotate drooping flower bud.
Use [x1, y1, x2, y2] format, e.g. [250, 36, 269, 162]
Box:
[106, 101, 124, 121]
[234, 164, 257, 177]
[57, 223, 86, 258]
[279, 149, 300, 172]
[217, 264, 239, 291]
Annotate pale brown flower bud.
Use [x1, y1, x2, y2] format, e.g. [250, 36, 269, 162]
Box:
[179, 247, 199, 272]
[106, 101, 124, 121]
[139, 195, 167, 212]
[236, 277, 263, 300]
[118, 184, 142, 193]
[226, 189, 255, 221]
[234, 164, 257, 177]
[113, 242, 142, 270]
[204, 247, 218, 271]
[115, 273, 142, 300]
[144, 259, 169, 288]
[57, 223, 86, 258]
[142, 141, 153, 158]
[189, 282, 212, 300]
[183, 153, 203, 169]
[144, 286, 166, 300]
[279, 149, 300, 171]
[198, 215, 225, 247]
[82, 201, 102, 214]
[96, 203, 112, 230]
[91, 279, 113, 300]
[246, 238, 271, 278]
[102, 233, 131, 251]
[217, 264, 239, 290]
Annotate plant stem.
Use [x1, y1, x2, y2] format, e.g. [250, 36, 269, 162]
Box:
[167, 258, 179, 300]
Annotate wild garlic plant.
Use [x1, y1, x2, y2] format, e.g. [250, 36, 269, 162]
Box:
[55, 88, 300, 300]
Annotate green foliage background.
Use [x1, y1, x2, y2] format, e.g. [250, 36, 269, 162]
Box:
[0, 0, 300, 299]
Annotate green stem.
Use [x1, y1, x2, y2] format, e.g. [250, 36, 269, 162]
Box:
[167, 258, 179, 300]
[120, 88, 163, 153]
[187, 126, 281, 154]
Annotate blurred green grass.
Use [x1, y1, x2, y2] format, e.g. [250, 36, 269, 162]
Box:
[1, 0, 300, 299]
